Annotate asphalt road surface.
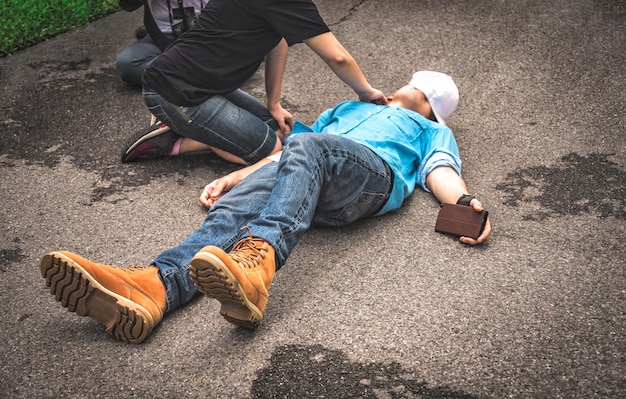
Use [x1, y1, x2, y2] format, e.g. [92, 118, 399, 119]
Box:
[1, 1, 624, 398]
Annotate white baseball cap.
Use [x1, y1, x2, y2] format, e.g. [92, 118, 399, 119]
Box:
[408, 71, 459, 125]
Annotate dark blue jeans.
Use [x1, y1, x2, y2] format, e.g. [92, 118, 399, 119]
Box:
[153, 133, 393, 312]
[142, 86, 279, 164]
[116, 35, 171, 87]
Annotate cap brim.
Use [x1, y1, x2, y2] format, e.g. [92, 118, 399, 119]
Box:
[431, 106, 446, 126]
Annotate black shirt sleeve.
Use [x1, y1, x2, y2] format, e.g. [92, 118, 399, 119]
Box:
[264, 0, 330, 46]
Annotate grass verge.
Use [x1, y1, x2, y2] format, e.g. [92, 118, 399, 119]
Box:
[2, 0, 120, 57]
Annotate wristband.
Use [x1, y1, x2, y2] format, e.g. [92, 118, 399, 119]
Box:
[456, 194, 475, 206]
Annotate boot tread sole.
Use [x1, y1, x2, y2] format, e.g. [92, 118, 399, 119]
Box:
[40, 252, 154, 344]
[190, 252, 262, 330]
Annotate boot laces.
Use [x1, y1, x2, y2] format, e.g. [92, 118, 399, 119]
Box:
[230, 232, 267, 270]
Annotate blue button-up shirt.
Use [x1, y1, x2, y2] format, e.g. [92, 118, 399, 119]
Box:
[291, 101, 462, 215]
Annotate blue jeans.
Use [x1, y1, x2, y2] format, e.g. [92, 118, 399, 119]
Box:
[116, 35, 172, 87]
[153, 133, 393, 311]
[142, 86, 279, 164]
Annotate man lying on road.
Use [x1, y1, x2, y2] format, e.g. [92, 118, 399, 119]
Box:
[41, 71, 491, 344]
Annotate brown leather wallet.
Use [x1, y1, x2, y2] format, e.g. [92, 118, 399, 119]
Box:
[435, 203, 488, 239]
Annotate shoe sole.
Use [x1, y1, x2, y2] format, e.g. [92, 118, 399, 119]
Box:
[190, 252, 262, 330]
[120, 123, 171, 163]
[40, 252, 154, 344]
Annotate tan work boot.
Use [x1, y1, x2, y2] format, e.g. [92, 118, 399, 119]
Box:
[190, 231, 276, 330]
[40, 251, 167, 344]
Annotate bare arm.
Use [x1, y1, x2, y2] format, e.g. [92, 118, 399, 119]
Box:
[303, 32, 387, 104]
[426, 166, 492, 245]
[199, 154, 280, 208]
[265, 39, 293, 139]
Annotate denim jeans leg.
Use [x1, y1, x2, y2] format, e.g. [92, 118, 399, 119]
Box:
[151, 135, 392, 310]
[152, 164, 279, 312]
[115, 36, 162, 87]
[142, 87, 278, 164]
[246, 134, 393, 269]
[224, 89, 280, 132]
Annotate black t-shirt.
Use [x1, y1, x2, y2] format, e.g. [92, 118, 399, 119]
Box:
[143, 0, 330, 106]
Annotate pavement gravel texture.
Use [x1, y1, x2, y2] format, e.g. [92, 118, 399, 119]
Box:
[1, 1, 624, 398]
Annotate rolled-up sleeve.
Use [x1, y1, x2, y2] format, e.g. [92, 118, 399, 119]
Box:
[418, 148, 462, 192]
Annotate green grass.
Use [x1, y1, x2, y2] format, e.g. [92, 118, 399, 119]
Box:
[2, 0, 120, 57]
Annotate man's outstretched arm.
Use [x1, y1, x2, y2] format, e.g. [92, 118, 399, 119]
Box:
[425, 166, 492, 245]
[199, 153, 282, 208]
